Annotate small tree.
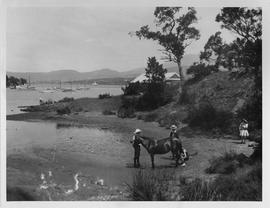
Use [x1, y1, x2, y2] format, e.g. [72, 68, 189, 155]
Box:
[145, 57, 167, 83]
[136, 57, 168, 110]
[131, 7, 200, 93]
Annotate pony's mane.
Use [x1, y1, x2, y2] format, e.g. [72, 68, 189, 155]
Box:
[140, 135, 155, 141]
[140, 135, 170, 142]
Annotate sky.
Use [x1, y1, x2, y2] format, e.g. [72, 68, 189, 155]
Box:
[6, 6, 237, 72]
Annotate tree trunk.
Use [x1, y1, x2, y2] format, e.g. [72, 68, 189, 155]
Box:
[177, 61, 184, 94]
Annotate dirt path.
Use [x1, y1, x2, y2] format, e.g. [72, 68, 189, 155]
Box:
[7, 112, 254, 200]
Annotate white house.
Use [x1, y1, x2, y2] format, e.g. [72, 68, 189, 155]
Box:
[131, 72, 180, 84]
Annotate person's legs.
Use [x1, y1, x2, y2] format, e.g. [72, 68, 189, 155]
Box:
[137, 148, 141, 167]
[133, 148, 137, 167]
[134, 147, 140, 168]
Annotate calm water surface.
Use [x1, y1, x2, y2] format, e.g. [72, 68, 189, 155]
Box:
[6, 84, 123, 115]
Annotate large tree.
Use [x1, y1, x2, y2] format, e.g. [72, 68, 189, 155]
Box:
[216, 8, 262, 71]
[132, 7, 200, 93]
[216, 7, 262, 128]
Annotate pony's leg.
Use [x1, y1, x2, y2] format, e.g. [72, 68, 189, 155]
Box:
[150, 154, 155, 169]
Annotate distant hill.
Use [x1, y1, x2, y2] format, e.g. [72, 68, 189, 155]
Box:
[7, 69, 122, 83]
[7, 54, 199, 82]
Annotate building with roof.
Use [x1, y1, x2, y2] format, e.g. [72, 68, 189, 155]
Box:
[131, 72, 181, 84]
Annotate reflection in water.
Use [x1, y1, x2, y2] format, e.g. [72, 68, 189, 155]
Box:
[56, 122, 88, 129]
[7, 120, 132, 200]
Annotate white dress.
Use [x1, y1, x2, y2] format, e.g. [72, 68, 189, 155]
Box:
[240, 123, 249, 137]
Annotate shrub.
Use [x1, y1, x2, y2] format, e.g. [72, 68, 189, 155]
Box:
[181, 162, 262, 201]
[205, 151, 249, 174]
[58, 97, 74, 103]
[181, 178, 219, 201]
[102, 109, 115, 115]
[185, 101, 233, 132]
[186, 63, 218, 83]
[117, 106, 136, 118]
[126, 170, 173, 201]
[178, 86, 194, 105]
[56, 106, 71, 115]
[136, 83, 166, 111]
[237, 90, 262, 129]
[158, 110, 187, 128]
[121, 82, 146, 96]
[98, 93, 112, 99]
[144, 112, 159, 122]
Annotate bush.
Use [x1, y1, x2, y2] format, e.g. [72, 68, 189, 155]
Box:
[121, 82, 146, 96]
[144, 112, 159, 122]
[136, 83, 166, 111]
[158, 110, 187, 128]
[206, 151, 249, 174]
[56, 106, 71, 115]
[102, 109, 115, 115]
[237, 90, 262, 129]
[58, 97, 74, 103]
[178, 86, 194, 105]
[181, 163, 262, 201]
[98, 93, 112, 99]
[185, 100, 233, 132]
[117, 106, 136, 118]
[127, 170, 173, 201]
[186, 63, 218, 83]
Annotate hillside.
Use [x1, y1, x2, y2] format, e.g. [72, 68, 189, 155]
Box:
[185, 72, 254, 112]
[135, 71, 256, 135]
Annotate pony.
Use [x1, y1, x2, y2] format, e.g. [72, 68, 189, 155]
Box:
[139, 135, 184, 169]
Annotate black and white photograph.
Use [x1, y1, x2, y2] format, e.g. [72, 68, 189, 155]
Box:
[1, 0, 266, 206]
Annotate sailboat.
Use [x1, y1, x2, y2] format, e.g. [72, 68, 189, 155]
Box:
[17, 75, 36, 90]
[62, 81, 75, 92]
[92, 81, 98, 86]
[27, 75, 36, 90]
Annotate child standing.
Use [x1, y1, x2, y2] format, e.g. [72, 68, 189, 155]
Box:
[239, 119, 249, 144]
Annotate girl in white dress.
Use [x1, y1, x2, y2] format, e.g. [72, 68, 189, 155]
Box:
[239, 119, 249, 144]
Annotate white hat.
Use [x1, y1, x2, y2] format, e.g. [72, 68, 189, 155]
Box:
[134, 129, 142, 134]
[170, 125, 177, 130]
